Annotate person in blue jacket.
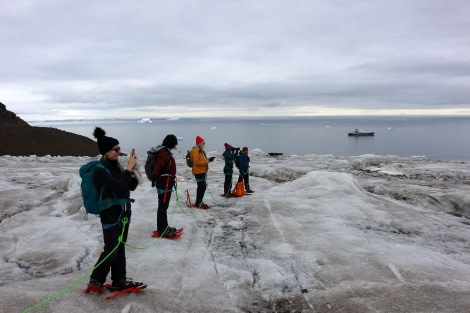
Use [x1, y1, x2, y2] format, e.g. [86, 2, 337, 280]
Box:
[237, 147, 254, 193]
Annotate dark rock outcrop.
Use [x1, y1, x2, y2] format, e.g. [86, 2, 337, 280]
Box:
[0, 102, 99, 156]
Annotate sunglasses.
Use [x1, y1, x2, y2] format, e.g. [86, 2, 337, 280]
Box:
[111, 147, 121, 152]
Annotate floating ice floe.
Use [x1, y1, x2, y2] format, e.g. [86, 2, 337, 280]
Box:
[137, 118, 152, 123]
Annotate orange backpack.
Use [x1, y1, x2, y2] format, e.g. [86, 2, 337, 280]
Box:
[233, 181, 245, 197]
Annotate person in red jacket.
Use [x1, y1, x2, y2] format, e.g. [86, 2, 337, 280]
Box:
[151, 134, 178, 238]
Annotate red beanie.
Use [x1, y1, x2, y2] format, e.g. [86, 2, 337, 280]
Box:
[196, 136, 204, 144]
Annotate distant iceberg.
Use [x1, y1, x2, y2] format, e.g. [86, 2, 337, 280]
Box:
[137, 118, 153, 123]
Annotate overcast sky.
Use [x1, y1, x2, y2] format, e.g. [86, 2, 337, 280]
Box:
[1, 0, 469, 121]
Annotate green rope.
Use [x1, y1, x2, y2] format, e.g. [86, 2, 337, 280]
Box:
[22, 218, 129, 313]
[123, 188, 184, 249]
[222, 171, 235, 198]
[205, 175, 226, 206]
[23, 181, 212, 312]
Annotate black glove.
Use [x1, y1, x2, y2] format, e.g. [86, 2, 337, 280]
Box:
[209, 156, 215, 162]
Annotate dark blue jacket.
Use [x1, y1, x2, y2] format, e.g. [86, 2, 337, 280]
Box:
[238, 153, 250, 173]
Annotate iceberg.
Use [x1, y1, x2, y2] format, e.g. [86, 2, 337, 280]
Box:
[137, 118, 152, 123]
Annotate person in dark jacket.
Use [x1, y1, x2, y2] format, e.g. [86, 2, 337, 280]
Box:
[151, 134, 178, 238]
[238, 147, 254, 193]
[222, 142, 239, 197]
[86, 127, 142, 293]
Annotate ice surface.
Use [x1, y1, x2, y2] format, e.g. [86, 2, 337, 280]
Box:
[1, 151, 469, 312]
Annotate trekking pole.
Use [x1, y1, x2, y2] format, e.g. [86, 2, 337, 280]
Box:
[174, 185, 196, 216]
[185, 189, 192, 208]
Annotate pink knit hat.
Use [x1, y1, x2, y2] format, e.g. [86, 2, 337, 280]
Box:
[224, 143, 232, 150]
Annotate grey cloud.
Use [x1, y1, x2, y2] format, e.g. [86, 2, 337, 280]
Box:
[1, 0, 470, 119]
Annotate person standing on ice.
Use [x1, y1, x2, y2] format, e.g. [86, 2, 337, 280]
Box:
[238, 147, 254, 193]
[150, 134, 179, 238]
[86, 127, 143, 293]
[190, 135, 214, 208]
[222, 142, 239, 197]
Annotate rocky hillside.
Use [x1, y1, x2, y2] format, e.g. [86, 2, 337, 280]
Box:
[0, 102, 99, 156]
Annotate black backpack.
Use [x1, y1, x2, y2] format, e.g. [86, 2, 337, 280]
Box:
[145, 146, 169, 181]
[234, 155, 240, 169]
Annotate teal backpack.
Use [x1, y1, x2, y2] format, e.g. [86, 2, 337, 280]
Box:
[79, 160, 130, 219]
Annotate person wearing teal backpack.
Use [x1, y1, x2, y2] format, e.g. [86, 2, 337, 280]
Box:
[85, 127, 143, 294]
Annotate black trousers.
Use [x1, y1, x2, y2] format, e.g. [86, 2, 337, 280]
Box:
[194, 173, 207, 205]
[238, 172, 250, 190]
[156, 188, 172, 232]
[224, 172, 233, 195]
[90, 213, 130, 284]
[155, 177, 175, 231]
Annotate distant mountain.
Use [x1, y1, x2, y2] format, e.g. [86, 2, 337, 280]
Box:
[0, 102, 99, 156]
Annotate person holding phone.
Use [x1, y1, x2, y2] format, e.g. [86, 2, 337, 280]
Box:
[189, 136, 214, 209]
[86, 127, 143, 293]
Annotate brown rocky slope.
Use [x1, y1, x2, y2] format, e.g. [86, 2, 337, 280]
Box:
[0, 102, 99, 156]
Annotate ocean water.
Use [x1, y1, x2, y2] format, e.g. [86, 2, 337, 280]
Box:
[32, 116, 470, 161]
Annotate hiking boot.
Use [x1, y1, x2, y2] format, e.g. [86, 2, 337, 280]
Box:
[85, 278, 105, 294]
[161, 227, 177, 238]
[246, 190, 255, 193]
[197, 202, 211, 208]
[112, 278, 144, 290]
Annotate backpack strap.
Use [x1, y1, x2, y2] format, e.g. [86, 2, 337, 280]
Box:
[152, 148, 171, 181]
[102, 207, 126, 230]
[101, 197, 132, 211]
[96, 162, 135, 215]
